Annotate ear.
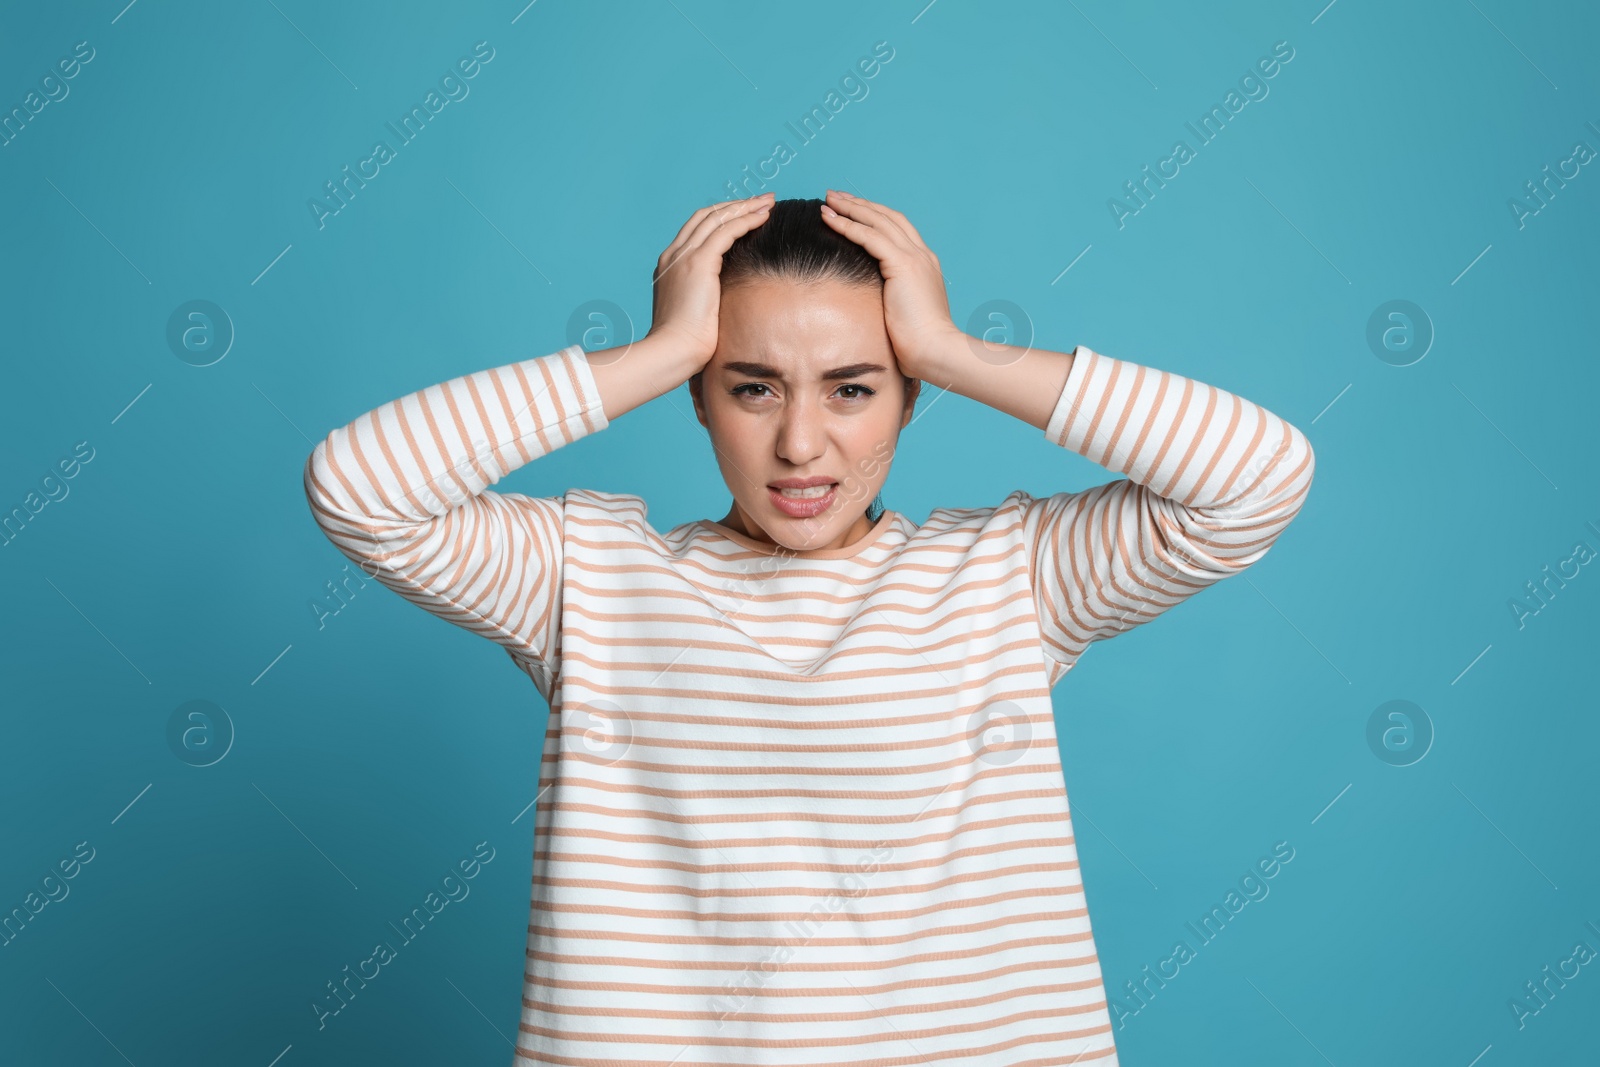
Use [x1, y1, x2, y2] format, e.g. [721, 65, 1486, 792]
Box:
[688, 371, 708, 428]
[900, 376, 921, 430]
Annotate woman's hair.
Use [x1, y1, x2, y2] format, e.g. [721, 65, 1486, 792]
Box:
[720, 197, 884, 290]
[695, 196, 907, 395]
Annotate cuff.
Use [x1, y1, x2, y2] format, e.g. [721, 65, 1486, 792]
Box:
[546, 343, 611, 437]
[1043, 344, 1103, 449]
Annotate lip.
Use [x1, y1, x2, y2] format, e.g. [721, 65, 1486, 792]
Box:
[768, 477, 838, 489]
[767, 483, 837, 518]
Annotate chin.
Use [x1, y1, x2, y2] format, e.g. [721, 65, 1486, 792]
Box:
[763, 505, 840, 545]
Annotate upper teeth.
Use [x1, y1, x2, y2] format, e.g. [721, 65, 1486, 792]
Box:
[777, 485, 833, 498]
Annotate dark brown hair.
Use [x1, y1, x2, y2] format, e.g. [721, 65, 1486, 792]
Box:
[692, 196, 910, 407]
[720, 197, 884, 290]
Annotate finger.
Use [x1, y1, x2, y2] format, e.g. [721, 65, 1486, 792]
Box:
[861, 198, 930, 250]
[819, 199, 903, 264]
[660, 193, 772, 265]
[824, 189, 918, 249]
[656, 196, 771, 280]
[685, 193, 773, 255]
[656, 196, 772, 283]
[832, 190, 934, 256]
[826, 191, 942, 273]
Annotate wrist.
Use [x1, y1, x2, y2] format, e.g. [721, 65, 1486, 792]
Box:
[907, 326, 977, 386]
[586, 330, 709, 423]
[638, 327, 714, 380]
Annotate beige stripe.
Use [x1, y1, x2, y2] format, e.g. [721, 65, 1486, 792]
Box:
[545, 713, 1053, 755]
[1144, 375, 1192, 499]
[542, 743, 1065, 782]
[514, 1044, 1114, 1067]
[528, 929, 1091, 973]
[529, 906, 1083, 948]
[536, 808, 1072, 848]
[514, 1012, 1115, 1061]
[1091, 358, 1133, 470]
[1053, 346, 1102, 448]
[559, 585, 1038, 647]
[525, 989, 1106, 1024]
[561, 346, 601, 436]
[525, 883, 1086, 928]
[532, 859, 1081, 900]
[537, 834, 1076, 878]
[550, 656, 1048, 706]
[1155, 377, 1215, 500]
[1180, 389, 1246, 508]
[533, 749, 1051, 797]
[545, 690, 1051, 735]
[1210, 397, 1269, 507]
[1080, 353, 1121, 468]
[557, 632, 1041, 680]
[417, 382, 517, 627]
[1118, 364, 1168, 477]
[504, 360, 538, 466]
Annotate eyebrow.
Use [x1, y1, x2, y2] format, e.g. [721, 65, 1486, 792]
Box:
[721, 360, 889, 381]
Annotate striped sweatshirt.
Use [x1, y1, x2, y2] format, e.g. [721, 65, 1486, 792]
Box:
[303, 341, 1315, 1066]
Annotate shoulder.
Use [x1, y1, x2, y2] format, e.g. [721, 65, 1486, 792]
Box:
[560, 487, 648, 529]
[557, 489, 677, 554]
[908, 490, 1036, 554]
[919, 489, 1035, 531]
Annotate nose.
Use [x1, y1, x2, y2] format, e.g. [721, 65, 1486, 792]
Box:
[774, 395, 826, 466]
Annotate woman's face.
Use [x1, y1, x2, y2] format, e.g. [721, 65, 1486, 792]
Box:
[689, 274, 919, 554]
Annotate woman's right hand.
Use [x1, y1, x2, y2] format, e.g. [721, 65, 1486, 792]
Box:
[646, 192, 774, 370]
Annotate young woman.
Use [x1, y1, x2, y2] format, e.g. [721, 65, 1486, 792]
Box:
[304, 189, 1315, 1065]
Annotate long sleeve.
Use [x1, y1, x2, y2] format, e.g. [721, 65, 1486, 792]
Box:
[302, 343, 608, 675]
[1022, 344, 1315, 673]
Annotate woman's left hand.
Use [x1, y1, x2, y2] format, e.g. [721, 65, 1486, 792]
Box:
[820, 190, 960, 379]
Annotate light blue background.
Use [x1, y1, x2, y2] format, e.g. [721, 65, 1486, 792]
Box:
[2, 1, 1596, 1064]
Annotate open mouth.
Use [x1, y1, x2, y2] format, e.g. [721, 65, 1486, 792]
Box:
[771, 484, 835, 499]
[767, 481, 838, 517]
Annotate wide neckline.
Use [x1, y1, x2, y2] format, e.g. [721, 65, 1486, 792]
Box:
[695, 507, 900, 562]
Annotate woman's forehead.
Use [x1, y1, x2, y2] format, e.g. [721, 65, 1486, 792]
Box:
[714, 354, 895, 380]
[715, 284, 893, 370]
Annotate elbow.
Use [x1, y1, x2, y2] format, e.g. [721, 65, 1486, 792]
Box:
[1188, 421, 1315, 539]
[302, 435, 332, 516]
[1281, 423, 1315, 520]
[302, 432, 356, 537]
[1250, 419, 1315, 519]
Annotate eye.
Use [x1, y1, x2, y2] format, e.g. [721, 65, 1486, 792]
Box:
[729, 382, 877, 401]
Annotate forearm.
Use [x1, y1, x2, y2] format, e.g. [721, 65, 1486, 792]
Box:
[1043, 343, 1313, 532]
[914, 328, 1077, 432]
[1019, 342, 1316, 662]
[304, 344, 607, 544]
[585, 330, 709, 423]
[928, 331, 1313, 521]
